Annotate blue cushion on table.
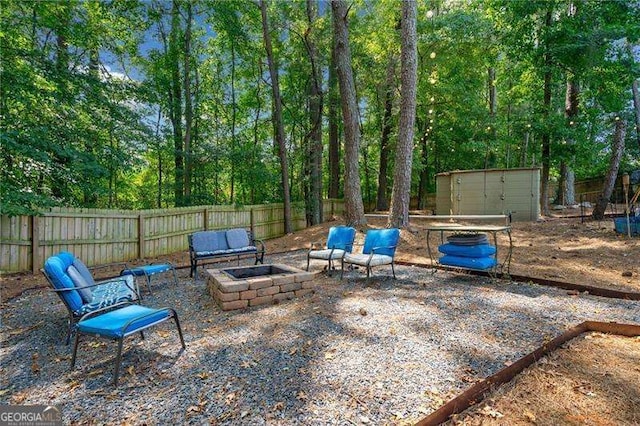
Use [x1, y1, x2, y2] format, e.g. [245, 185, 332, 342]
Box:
[77, 305, 171, 339]
[122, 264, 171, 276]
[67, 265, 94, 303]
[439, 255, 497, 270]
[191, 231, 229, 252]
[438, 243, 496, 258]
[226, 228, 250, 249]
[44, 255, 84, 312]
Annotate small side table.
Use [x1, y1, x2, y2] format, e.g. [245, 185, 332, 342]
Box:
[121, 263, 178, 295]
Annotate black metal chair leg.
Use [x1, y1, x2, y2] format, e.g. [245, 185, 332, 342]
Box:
[70, 332, 80, 369]
[172, 312, 186, 349]
[113, 339, 125, 386]
[391, 262, 396, 279]
[306, 256, 310, 271]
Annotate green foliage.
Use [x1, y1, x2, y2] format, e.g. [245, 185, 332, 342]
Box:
[2, 0, 638, 215]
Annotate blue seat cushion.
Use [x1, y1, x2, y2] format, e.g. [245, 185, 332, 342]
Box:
[439, 255, 497, 270]
[438, 243, 496, 258]
[77, 305, 171, 339]
[122, 264, 172, 277]
[226, 228, 250, 249]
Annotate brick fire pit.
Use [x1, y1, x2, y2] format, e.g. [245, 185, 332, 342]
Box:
[207, 264, 317, 311]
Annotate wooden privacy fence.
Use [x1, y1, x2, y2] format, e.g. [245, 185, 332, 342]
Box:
[0, 199, 345, 274]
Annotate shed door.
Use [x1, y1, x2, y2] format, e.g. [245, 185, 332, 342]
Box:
[484, 171, 505, 214]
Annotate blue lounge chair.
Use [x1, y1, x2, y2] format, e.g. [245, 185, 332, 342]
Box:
[341, 228, 400, 279]
[307, 226, 357, 273]
[42, 252, 140, 345]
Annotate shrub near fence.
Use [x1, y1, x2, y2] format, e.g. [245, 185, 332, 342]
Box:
[0, 200, 345, 274]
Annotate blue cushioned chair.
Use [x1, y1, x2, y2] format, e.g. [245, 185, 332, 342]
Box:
[42, 252, 141, 345]
[306, 226, 356, 273]
[341, 228, 400, 279]
[71, 302, 185, 386]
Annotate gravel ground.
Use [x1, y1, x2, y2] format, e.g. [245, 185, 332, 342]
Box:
[2, 250, 639, 425]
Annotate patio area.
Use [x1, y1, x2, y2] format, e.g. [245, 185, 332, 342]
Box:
[2, 250, 639, 424]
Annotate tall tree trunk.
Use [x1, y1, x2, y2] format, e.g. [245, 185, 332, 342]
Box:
[632, 79, 640, 150]
[331, 0, 366, 226]
[539, 9, 553, 216]
[155, 108, 163, 208]
[230, 41, 237, 203]
[306, 0, 323, 225]
[560, 77, 579, 206]
[328, 17, 341, 200]
[260, 0, 292, 233]
[183, 0, 193, 205]
[417, 119, 429, 210]
[376, 56, 395, 212]
[170, 0, 184, 207]
[593, 120, 626, 220]
[388, 0, 418, 228]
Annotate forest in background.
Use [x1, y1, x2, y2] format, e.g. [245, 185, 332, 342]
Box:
[2, 0, 639, 220]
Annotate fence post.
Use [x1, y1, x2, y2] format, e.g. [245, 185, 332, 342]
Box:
[31, 215, 39, 274]
[204, 207, 209, 231]
[250, 208, 255, 236]
[138, 214, 145, 260]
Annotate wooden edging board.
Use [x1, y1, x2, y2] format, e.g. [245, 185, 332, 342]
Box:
[415, 321, 640, 426]
[395, 261, 640, 301]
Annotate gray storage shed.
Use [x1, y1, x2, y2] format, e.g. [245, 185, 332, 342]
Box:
[436, 168, 541, 221]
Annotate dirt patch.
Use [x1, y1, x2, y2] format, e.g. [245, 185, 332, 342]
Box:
[2, 213, 638, 301]
[446, 332, 640, 425]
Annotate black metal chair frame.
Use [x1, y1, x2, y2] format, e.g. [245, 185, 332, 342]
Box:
[340, 244, 398, 279]
[70, 302, 186, 386]
[306, 242, 355, 274]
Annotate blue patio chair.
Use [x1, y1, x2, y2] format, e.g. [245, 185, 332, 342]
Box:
[306, 226, 356, 273]
[341, 228, 400, 279]
[42, 252, 141, 345]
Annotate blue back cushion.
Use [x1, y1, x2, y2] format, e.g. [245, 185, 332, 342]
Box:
[44, 254, 84, 312]
[363, 228, 400, 256]
[226, 228, 250, 249]
[326, 226, 356, 252]
[192, 231, 229, 252]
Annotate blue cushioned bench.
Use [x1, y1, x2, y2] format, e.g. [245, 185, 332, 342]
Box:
[121, 263, 178, 295]
[71, 303, 185, 386]
[188, 228, 265, 278]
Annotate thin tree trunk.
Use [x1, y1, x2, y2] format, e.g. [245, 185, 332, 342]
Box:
[155, 108, 163, 208]
[540, 9, 553, 216]
[561, 77, 579, 206]
[593, 120, 626, 220]
[328, 15, 340, 200]
[376, 56, 395, 212]
[306, 0, 323, 224]
[230, 41, 237, 203]
[388, 0, 418, 228]
[183, 0, 193, 205]
[170, 0, 184, 207]
[331, 0, 366, 227]
[632, 79, 640, 150]
[260, 0, 292, 233]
